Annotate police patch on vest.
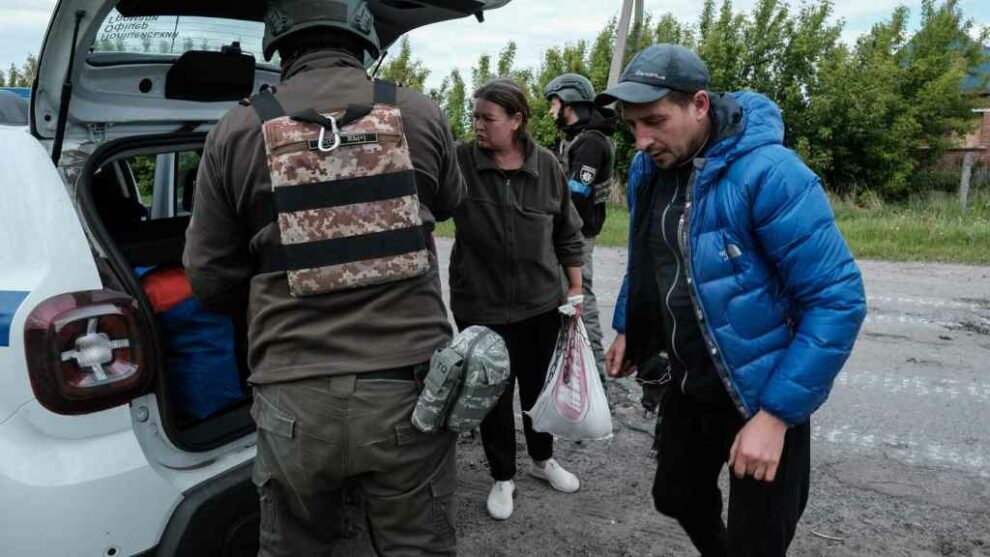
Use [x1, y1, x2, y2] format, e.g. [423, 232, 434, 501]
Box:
[308, 132, 380, 151]
[580, 165, 597, 185]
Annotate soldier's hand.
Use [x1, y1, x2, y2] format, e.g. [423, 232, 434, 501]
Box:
[606, 335, 635, 378]
[728, 410, 788, 482]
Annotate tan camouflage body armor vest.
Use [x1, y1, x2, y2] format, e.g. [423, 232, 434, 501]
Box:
[251, 80, 430, 296]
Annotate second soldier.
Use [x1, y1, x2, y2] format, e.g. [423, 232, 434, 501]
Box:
[544, 73, 618, 381]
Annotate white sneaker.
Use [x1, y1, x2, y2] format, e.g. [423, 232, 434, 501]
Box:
[486, 480, 515, 520]
[529, 458, 580, 493]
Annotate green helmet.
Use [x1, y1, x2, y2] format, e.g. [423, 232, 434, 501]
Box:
[544, 73, 596, 105]
[263, 0, 381, 62]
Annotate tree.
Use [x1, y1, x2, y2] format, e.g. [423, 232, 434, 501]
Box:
[378, 37, 430, 91]
[6, 64, 21, 88]
[497, 41, 517, 77]
[443, 70, 469, 140]
[801, 7, 919, 197]
[739, 0, 790, 95]
[19, 55, 37, 87]
[655, 14, 695, 48]
[626, 13, 656, 60]
[794, 1, 989, 198]
[471, 52, 493, 92]
[697, 0, 746, 90]
[772, 1, 843, 146]
[588, 18, 616, 91]
[901, 0, 989, 162]
[306, 0, 987, 198]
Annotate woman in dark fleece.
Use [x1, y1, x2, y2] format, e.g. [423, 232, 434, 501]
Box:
[449, 78, 586, 521]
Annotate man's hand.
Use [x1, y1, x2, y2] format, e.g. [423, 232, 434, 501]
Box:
[606, 334, 635, 378]
[728, 410, 788, 482]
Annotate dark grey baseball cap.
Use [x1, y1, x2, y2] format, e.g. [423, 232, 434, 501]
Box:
[595, 44, 710, 106]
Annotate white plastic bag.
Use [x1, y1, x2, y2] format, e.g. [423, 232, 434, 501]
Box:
[527, 298, 613, 440]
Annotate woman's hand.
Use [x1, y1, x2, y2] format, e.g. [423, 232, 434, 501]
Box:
[564, 267, 583, 317]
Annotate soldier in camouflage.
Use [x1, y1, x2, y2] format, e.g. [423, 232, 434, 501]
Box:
[183, 1, 464, 555]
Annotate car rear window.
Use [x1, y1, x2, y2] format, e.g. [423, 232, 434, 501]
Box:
[91, 9, 277, 65]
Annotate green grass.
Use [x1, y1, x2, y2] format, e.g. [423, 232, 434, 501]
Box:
[830, 191, 990, 265]
[434, 218, 456, 238]
[435, 191, 990, 265]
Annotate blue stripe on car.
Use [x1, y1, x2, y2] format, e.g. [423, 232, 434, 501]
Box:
[0, 291, 29, 347]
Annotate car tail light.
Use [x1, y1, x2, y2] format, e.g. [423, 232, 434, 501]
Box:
[24, 290, 155, 415]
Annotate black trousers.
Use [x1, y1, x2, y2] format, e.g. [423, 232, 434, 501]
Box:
[457, 309, 560, 481]
[652, 387, 810, 557]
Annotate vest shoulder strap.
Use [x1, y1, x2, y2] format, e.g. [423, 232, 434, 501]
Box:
[251, 90, 287, 123]
[374, 79, 398, 105]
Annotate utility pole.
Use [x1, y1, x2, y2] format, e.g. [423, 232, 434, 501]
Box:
[607, 0, 636, 87]
[960, 150, 976, 213]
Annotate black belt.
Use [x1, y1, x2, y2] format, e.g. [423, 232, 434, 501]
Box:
[356, 366, 417, 381]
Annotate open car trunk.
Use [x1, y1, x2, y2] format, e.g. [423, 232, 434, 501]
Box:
[75, 132, 256, 452]
[34, 0, 514, 465]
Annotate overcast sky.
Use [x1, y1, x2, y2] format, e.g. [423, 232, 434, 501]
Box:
[1, 0, 986, 90]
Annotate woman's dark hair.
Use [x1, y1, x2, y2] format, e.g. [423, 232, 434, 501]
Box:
[473, 78, 531, 145]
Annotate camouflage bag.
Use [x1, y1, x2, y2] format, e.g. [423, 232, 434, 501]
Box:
[412, 326, 511, 434]
[250, 79, 431, 296]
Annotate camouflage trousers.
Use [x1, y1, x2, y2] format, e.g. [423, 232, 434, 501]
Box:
[251, 367, 457, 556]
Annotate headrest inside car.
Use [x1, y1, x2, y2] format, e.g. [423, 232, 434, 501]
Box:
[165, 50, 256, 103]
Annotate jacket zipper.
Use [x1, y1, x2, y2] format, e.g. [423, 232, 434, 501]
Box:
[505, 176, 513, 323]
[679, 159, 751, 418]
[659, 177, 686, 392]
[677, 213, 690, 394]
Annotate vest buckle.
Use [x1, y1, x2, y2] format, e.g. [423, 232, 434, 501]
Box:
[317, 116, 341, 152]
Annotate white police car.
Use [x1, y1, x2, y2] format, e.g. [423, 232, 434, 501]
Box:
[0, 1, 509, 555]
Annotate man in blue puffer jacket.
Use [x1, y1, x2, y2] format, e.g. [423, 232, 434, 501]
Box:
[599, 45, 867, 556]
